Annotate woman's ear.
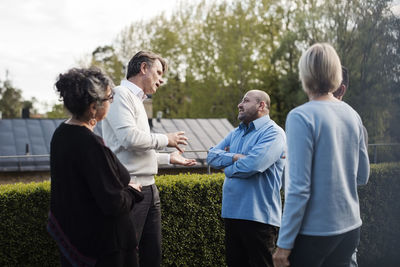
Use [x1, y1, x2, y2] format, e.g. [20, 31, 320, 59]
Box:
[89, 102, 96, 110]
[89, 102, 97, 116]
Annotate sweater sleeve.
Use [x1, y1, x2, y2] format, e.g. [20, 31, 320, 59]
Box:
[277, 111, 313, 249]
[81, 138, 138, 216]
[105, 87, 168, 152]
[357, 123, 370, 185]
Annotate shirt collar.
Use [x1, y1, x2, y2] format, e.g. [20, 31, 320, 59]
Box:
[120, 79, 147, 101]
[239, 115, 270, 131]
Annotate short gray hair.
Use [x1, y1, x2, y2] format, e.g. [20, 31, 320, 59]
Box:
[298, 43, 342, 96]
[55, 67, 113, 118]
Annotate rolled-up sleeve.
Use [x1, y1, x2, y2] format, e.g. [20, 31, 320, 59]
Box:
[224, 130, 285, 179]
[207, 132, 235, 169]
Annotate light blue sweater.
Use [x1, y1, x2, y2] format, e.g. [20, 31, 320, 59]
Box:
[207, 115, 286, 226]
[277, 100, 370, 249]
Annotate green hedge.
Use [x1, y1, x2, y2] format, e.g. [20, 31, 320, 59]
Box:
[0, 181, 58, 267]
[157, 173, 225, 266]
[0, 163, 399, 267]
[357, 163, 400, 267]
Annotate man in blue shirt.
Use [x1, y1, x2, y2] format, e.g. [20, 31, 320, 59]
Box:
[207, 90, 286, 267]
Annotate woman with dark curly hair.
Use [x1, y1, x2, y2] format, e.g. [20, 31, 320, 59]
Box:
[47, 67, 143, 267]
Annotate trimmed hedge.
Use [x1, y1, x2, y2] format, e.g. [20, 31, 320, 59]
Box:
[0, 163, 399, 266]
[157, 173, 225, 266]
[357, 163, 400, 267]
[0, 181, 58, 266]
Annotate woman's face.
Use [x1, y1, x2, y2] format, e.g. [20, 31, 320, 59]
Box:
[95, 86, 113, 122]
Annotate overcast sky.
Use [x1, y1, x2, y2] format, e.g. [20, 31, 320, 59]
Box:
[1, 0, 399, 113]
[0, 0, 182, 112]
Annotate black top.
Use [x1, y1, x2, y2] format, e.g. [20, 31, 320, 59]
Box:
[49, 122, 142, 261]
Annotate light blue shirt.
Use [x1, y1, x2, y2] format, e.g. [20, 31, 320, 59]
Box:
[207, 115, 286, 226]
[277, 101, 370, 249]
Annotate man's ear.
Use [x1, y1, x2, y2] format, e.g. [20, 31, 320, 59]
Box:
[335, 84, 347, 99]
[341, 85, 347, 98]
[259, 101, 266, 111]
[140, 62, 148, 74]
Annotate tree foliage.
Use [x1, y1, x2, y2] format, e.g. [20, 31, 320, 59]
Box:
[46, 103, 68, 119]
[0, 77, 43, 118]
[90, 45, 125, 85]
[0, 78, 23, 118]
[91, 0, 399, 143]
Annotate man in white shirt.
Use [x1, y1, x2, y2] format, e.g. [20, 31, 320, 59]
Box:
[102, 51, 196, 267]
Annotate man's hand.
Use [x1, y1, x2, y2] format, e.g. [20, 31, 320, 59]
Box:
[129, 182, 142, 192]
[233, 153, 245, 162]
[170, 151, 197, 166]
[272, 247, 291, 267]
[166, 131, 188, 152]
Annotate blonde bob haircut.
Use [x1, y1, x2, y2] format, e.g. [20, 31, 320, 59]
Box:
[298, 43, 342, 96]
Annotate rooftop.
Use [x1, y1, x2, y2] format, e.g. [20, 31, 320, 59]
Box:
[0, 118, 234, 172]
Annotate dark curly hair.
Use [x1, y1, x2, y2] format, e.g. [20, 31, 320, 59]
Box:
[126, 51, 167, 79]
[55, 67, 114, 118]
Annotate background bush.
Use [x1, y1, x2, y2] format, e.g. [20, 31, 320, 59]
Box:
[157, 173, 225, 266]
[0, 181, 58, 266]
[357, 163, 400, 267]
[0, 163, 399, 266]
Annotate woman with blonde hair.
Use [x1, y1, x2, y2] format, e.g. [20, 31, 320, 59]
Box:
[273, 43, 370, 267]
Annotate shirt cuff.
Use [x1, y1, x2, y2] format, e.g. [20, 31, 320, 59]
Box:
[276, 239, 294, 250]
[157, 152, 170, 165]
[154, 133, 169, 149]
[224, 165, 234, 178]
[222, 152, 236, 166]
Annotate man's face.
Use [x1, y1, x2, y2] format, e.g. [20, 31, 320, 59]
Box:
[237, 92, 260, 124]
[142, 59, 164, 95]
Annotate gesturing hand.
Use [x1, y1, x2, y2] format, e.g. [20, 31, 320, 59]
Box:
[170, 151, 197, 166]
[166, 131, 188, 152]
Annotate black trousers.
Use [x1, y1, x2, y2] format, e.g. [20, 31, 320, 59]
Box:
[224, 218, 278, 267]
[60, 249, 138, 267]
[130, 184, 161, 267]
[289, 227, 360, 267]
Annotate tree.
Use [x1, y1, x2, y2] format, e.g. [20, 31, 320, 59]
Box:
[88, 0, 400, 142]
[342, 0, 400, 143]
[90, 45, 125, 85]
[0, 78, 23, 118]
[46, 103, 68, 119]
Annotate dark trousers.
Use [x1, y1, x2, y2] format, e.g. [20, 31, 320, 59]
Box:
[224, 218, 278, 267]
[60, 250, 138, 267]
[130, 184, 161, 267]
[289, 227, 360, 267]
